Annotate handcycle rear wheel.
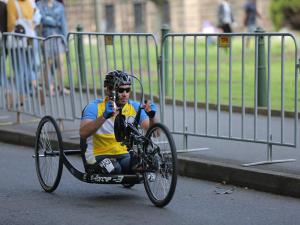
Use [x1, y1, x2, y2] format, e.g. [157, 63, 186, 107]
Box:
[35, 116, 63, 192]
[143, 123, 177, 207]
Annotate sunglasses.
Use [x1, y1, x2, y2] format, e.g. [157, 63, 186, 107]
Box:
[118, 87, 131, 93]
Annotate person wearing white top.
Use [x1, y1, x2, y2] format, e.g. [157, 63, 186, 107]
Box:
[217, 0, 235, 33]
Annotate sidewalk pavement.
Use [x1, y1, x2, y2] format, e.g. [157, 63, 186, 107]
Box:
[1, 110, 300, 198]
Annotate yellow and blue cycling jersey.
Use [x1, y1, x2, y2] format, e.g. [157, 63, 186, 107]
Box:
[81, 98, 147, 164]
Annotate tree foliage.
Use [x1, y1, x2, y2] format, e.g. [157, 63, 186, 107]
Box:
[270, 0, 300, 30]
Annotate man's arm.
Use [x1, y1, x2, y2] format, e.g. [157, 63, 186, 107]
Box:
[79, 116, 106, 139]
[140, 100, 158, 131]
[140, 116, 158, 131]
[80, 100, 115, 139]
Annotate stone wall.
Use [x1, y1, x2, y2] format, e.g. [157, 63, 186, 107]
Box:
[64, 0, 96, 32]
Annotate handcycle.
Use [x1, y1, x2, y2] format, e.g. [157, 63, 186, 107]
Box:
[34, 75, 177, 207]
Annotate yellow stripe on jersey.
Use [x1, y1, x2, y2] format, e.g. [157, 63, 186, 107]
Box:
[93, 133, 127, 155]
[91, 98, 137, 156]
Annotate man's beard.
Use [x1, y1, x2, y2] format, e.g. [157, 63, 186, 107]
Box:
[116, 96, 127, 107]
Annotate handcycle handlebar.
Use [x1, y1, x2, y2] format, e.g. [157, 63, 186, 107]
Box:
[111, 74, 146, 145]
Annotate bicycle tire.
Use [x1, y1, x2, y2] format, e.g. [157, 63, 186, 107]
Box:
[143, 122, 177, 207]
[35, 116, 63, 192]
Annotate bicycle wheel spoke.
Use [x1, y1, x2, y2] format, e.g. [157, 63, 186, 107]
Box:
[144, 123, 177, 207]
[35, 116, 63, 192]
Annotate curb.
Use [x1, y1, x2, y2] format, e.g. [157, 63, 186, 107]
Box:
[178, 156, 300, 198]
[0, 128, 37, 148]
[1, 127, 300, 198]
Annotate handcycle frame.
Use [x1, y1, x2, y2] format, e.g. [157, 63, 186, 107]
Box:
[61, 146, 144, 185]
[34, 75, 177, 207]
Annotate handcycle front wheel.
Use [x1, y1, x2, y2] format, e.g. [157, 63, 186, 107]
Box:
[143, 123, 177, 207]
[35, 116, 63, 192]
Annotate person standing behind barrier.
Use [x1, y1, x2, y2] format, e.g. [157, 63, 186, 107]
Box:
[202, 20, 217, 45]
[0, 0, 13, 109]
[217, 0, 235, 33]
[37, 0, 69, 96]
[244, 0, 261, 47]
[7, 0, 37, 107]
[36, 0, 64, 4]
[0, 0, 7, 34]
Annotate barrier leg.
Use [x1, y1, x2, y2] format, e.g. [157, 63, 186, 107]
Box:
[242, 139, 296, 167]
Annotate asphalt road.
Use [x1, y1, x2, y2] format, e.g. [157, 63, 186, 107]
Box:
[1, 142, 300, 225]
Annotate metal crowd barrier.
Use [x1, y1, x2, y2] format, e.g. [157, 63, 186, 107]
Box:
[0, 32, 160, 122]
[1, 31, 299, 166]
[0, 33, 74, 122]
[160, 32, 299, 165]
[66, 32, 160, 119]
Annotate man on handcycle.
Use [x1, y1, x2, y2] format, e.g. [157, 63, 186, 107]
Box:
[79, 70, 157, 174]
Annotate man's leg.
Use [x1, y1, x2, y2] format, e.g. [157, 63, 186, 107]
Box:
[116, 154, 131, 174]
[95, 155, 123, 174]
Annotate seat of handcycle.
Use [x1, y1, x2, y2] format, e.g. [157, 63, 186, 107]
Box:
[80, 137, 114, 174]
[80, 137, 139, 175]
[79, 137, 96, 174]
[79, 137, 143, 185]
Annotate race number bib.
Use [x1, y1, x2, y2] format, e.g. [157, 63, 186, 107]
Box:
[99, 158, 114, 173]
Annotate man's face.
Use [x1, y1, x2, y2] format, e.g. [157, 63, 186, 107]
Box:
[116, 85, 131, 106]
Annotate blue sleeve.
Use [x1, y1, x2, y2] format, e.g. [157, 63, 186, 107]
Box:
[81, 100, 100, 120]
[129, 100, 148, 125]
[59, 5, 68, 38]
[37, 3, 56, 27]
